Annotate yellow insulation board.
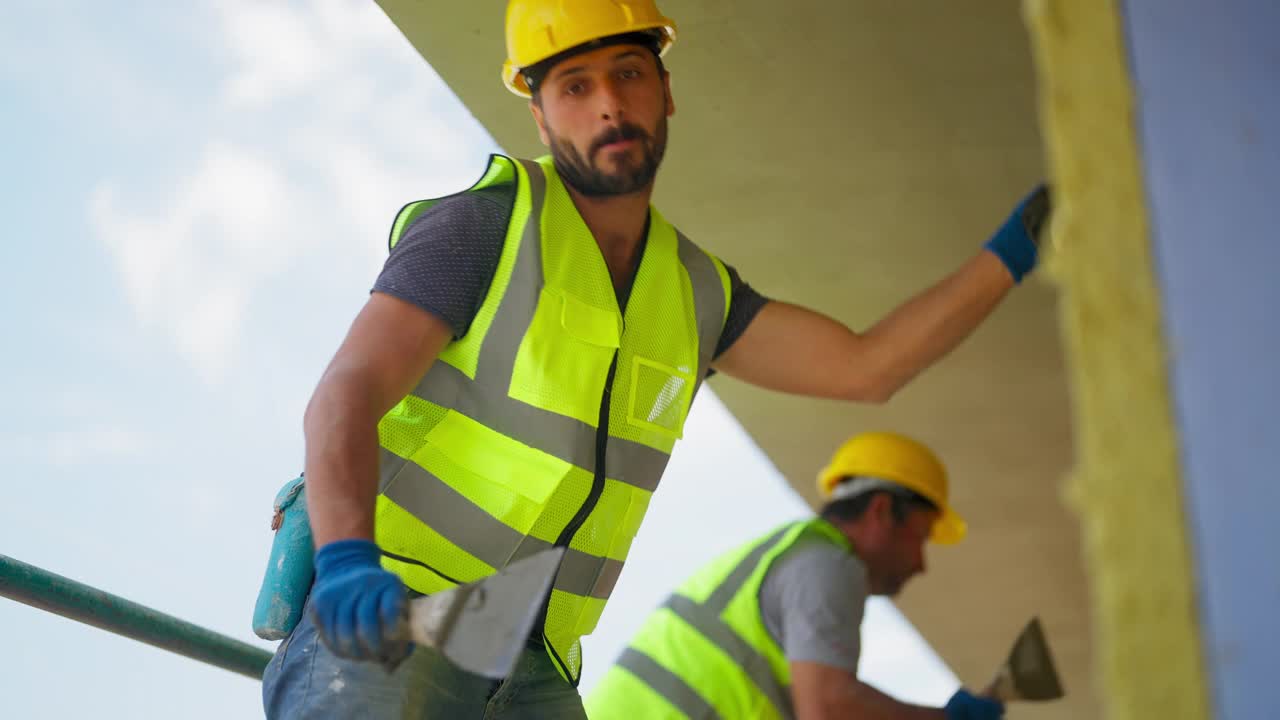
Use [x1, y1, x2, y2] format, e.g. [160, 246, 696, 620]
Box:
[1023, 0, 1211, 718]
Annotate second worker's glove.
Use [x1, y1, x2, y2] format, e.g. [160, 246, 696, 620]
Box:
[983, 184, 1052, 283]
[945, 688, 1005, 720]
[309, 538, 411, 668]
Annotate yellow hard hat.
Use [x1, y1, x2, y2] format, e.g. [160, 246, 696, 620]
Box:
[816, 432, 967, 544]
[502, 0, 678, 97]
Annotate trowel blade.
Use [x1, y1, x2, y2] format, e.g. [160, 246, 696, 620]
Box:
[404, 547, 564, 679]
[989, 617, 1065, 702]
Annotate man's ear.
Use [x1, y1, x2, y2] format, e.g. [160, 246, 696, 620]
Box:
[868, 493, 895, 530]
[529, 99, 551, 146]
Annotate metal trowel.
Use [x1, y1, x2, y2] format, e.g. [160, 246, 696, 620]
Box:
[392, 546, 565, 679]
[985, 616, 1065, 703]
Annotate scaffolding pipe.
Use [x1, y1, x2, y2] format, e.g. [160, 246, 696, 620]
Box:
[0, 554, 272, 680]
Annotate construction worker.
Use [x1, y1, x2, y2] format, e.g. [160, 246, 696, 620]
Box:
[260, 0, 1049, 717]
[585, 432, 1005, 720]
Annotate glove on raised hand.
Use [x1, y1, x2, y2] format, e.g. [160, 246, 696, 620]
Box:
[984, 184, 1051, 283]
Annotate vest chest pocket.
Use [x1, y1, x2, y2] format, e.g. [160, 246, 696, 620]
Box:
[510, 288, 621, 427]
[627, 357, 695, 439]
[422, 410, 573, 543]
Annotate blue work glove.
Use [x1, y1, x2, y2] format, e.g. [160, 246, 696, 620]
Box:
[945, 689, 1005, 720]
[309, 538, 411, 668]
[983, 184, 1052, 283]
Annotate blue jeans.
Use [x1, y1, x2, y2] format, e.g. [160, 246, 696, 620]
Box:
[262, 596, 587, 719]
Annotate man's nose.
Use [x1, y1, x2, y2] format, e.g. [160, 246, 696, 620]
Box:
[596, 77, 626, 121]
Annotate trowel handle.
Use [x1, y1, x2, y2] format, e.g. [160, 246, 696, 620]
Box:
[375, 593, 435, 675]
[390, 583, 476, 658]
[982, 665, 1017, 704]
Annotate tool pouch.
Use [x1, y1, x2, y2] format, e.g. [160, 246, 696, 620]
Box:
[251, 474, 314, 640]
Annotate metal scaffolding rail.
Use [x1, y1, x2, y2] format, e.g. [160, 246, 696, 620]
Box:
[0, 554, 272, 680]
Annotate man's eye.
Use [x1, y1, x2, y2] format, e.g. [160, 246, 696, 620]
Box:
[566, 82, 585, 95]
[620, 68, 641, 79]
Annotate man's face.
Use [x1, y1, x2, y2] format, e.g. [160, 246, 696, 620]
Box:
[862, 503, 937, 597]
[529, 43, 675, 197]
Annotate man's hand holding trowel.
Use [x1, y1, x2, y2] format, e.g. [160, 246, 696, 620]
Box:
[937, 617, 1065, 719]
[308, 538, 565, 678]
[307, 538, 416, 669]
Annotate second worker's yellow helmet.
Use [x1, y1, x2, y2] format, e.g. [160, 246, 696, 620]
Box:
[502, 0, 678, 97]
[816, 432, 967, 544]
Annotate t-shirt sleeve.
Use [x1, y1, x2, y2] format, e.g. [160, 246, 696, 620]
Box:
[712, 262, 770, 360]
[758, 540, 868, 673]
[371, 185, 515, 339]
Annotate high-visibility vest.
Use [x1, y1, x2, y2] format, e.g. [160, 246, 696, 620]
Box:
[373, 154, 731, 682]
[585, 519, 852, 719]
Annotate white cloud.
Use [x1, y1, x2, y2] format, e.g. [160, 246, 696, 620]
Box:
[174, 282, 249, 380]
[216, 0, 393, 107]
[91, 141, 298, 382]
[89, 0, 497, 384]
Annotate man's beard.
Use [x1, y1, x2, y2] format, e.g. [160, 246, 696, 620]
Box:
[549, 117, 668, 198]
[867, 567, 909, 597]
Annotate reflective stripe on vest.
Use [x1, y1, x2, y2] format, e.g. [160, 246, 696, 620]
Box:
[588, 520, 853, 719]
[371, 154, 731, 682]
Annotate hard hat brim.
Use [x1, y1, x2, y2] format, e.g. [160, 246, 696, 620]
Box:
[930, 507, 967, 545]
[503, 59, 532, 98]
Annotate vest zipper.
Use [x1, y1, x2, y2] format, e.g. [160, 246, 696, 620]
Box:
[537, 350, 620, 685]
[540, 225, 642, 682]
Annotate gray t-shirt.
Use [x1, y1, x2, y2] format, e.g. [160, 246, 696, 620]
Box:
[758, 526, 868, 673]
[372, 188, 769, 360]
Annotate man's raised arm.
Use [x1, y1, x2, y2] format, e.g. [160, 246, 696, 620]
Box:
[713, 186, 1049, 403]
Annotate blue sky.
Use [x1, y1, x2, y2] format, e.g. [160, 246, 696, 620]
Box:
[0, 2, 956, 716]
